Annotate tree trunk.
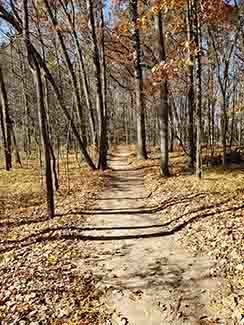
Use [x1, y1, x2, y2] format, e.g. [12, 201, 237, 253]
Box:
[194, 0, 202, 178]
[34, 68, 55, 218]
[43, 0, 88, 151]
[222, 98, 228, 165]
[43, 76, 59, 192]
[86, 0, 107, 169]
[11, 125, 22, 166]
[23, 0, 54, 218]
[0, 66, 12, 171]
[0, 103, 9, 170]
[129, 0, 147, 160]
[58, 0, 97, 146]
[186, 0, 195, 171]
[19, 53, 32, 155]
[0, 3, 96, 169]
[155, 12, 170, 176]
[100, 3, 109, 159]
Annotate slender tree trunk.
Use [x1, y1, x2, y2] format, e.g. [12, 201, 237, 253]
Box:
[194, 0, 202, 178]
[155, 12, 169, 176]
[100, 3, 109, 158]
[19, 52, 32, 155]
[0, 104, 9, 170]
[0, 3, 96, 169]
[129, 0, 147, 160]
[43, 0, 88, 151]
[43, 77, 59, 192]
[169, 101, 174, 152]
[207, 61, 214, 158]
[186, 0, 195, 171]
[222, 97, 228, 165]
[11, 126, 22, 166]
[230, 83, 237, 149]
[86, 0, 107, 169]
[239, 117, 242, 146]
[23, 0, 54, 218]
[34, 69, 55, 217]
[0, 67, 12, 170]
[58, 0, 97, 146]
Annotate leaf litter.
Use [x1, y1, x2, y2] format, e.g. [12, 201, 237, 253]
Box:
[0, 159, 109, 324]
[130, 147, 244, 324]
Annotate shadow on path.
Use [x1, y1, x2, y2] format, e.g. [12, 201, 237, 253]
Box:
[0, 200, 243, 254]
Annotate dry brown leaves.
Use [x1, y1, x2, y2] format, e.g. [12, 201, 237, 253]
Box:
[130, 147, 244, 324]
[0, 154, 108, 324]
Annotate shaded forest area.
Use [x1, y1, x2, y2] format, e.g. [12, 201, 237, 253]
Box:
[0, 0, 244, 324]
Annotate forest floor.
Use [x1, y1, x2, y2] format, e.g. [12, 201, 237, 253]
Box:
[0, 155, 108, 324]
[0, 146, 243, 324]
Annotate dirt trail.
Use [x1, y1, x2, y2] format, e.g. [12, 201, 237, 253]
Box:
[85, 148, 222, 325]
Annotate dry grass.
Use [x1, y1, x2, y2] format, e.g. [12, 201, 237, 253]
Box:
[128, 146, 244, 195]
[0, 152, 103, 216]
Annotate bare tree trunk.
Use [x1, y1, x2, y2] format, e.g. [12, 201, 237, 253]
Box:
[194, 0, 202, 178]
[43, 77, 59, 192]
[0, 103, 9, 170]
[86, 0, 107, 169]
[19, 52, 32, 156]
[34, 69, 55, 217]
[230, 82, 237, 149]
[100, 3, 109, 158]
[23, 0, 54, 218]
[0, 3, 96, 170]
[0, 67, 12, 171]
[58, 0, 97, 146]
[155, 12, 169, 176]
[207, 60, 215, 159]
[49, 143, 59, 192]
[129, 0, 147, 160]
[11, 126, 22, 166]
[169, 101, 174, 152]
[43, 0, 88, 150]
[239, 117, 243, 147]
[186, 0, 195, 171]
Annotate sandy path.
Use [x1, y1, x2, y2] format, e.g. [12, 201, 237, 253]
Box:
[85, 148, 222, 325]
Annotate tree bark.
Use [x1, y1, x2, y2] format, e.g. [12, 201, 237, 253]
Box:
[155, 12, 170, 176]
[0, 66, 12, 171]
[100, 3, 109, 159]
[86, 0, 107, 169]
[129, 0, 147, 160]
[186, 0, 195, 171]
[194, 0, 202, 178]
[23, 0, 54, 218]
[11, 125, 22, 166]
